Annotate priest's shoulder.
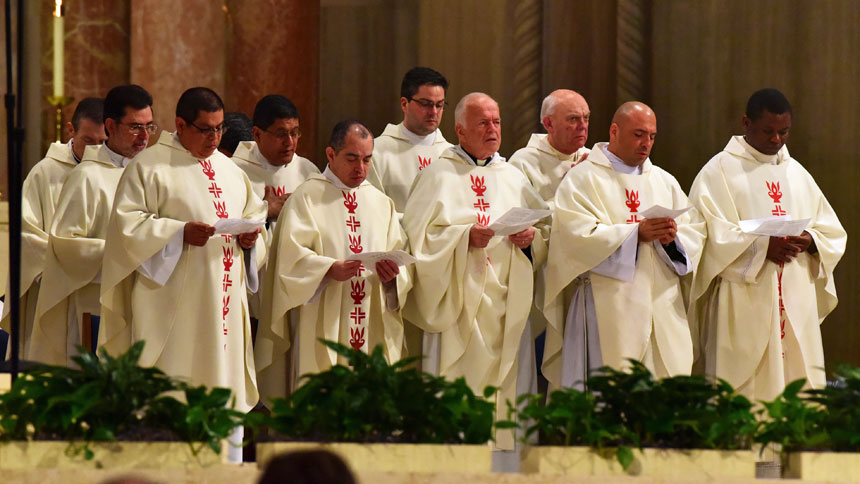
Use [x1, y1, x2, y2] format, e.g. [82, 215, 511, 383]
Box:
[508, 145, 540, 169]
[291, 154, 321, 175]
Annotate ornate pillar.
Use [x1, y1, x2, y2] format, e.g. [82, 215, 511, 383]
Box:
[130, 0, 226, 137]
[615, 0, 651, 104]
[510, 0, 543, 150]
[224, 0, 319, 163]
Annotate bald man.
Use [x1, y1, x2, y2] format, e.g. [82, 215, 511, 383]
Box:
[541, 102, 706, 389]
[403, 93, 549, 450]
[509, 89, 591, 208]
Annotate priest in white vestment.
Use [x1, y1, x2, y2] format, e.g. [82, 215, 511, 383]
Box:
[542, 102, 706, 390]
[688, 89, 846, 401]
[99, 88, 266, 413]
[30, 85, 154, 365]
[255, 120, 410, 402]
[367, 66, 453, 216]
[403, 93, 550, 450]
[231, 95, 320, 319]
[1, 98, 106, 358]
[509, 89, 592, 209]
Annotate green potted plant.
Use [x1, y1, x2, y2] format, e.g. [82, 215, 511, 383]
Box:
[257, 340, 497, 474]
[0, 342, 244, 469]
[756, 368, 860, 482]
[516, 361, 758, 477]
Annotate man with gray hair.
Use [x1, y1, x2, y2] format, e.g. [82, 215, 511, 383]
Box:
[509, 89, 591, 208]
[403, 93, 549, 450]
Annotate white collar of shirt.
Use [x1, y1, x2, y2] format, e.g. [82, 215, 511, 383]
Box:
[252, 143, 285, 172]
[67, 139, 82, 164]
[601, 145, 642, 175]
[400, 122, 436, 146]
[737, 135, 779, 165]
[104, 141, 132, 168]
[323, 165, 367, 190]
[452, 144, 502, 167]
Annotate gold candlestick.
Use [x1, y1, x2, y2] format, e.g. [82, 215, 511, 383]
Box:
[47, 95, 74, 142]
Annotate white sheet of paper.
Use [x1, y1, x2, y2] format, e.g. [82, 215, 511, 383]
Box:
[739, 215, 810, 237]
[213, 218, 265, 235]
[488, 207, 552, 237]
[347, 250, 417, 270]
[639, 204, 692, 220]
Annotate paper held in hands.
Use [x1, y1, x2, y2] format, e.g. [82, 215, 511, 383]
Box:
[347, 250, 417, 271]
[488, 207, 552, 237]
[639, 204, 692, 220]
[739, 215, 811, 237]
[213, 218, 266, 235]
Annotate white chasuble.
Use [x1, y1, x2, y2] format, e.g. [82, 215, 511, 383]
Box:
[689, 136, 846, 401]
[367, 123, 453, 216]
[254, 173, 410, 402]
[541, 143, 706, 390]
[403, 147, 549, 450]
[30, 145, 124, 365]
[2, 142, 77, 358]
[509, 133, 590, 210]
[231, 141, 320, 316]
[100, 132, 267, 412]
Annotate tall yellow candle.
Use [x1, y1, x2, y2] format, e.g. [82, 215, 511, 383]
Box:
[52, 1, 63, 98]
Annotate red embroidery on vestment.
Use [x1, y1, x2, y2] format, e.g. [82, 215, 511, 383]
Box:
[418, 156, 431, 171]
[350, 280, 366, 305]
[348, 234, 363, 254]
[342, 191, 358, 214]
[198, 159, 216, 180]
[470, 175, 487, 196]
[349, 327, 366, 350]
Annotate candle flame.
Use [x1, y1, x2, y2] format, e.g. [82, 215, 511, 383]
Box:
[53, 0, 62, 18]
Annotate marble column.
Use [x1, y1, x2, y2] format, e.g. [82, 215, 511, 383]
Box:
[225, 0, 320, 164]
[130, 0, 227, 139]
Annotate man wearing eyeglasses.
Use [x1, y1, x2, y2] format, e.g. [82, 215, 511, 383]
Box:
[231, 95, 320, 324]
[232, 95, 319, 226]
[1, 97, 106, 360]
[367, 66, 453, 218]
[99, 87, 267, 443]
[29, 85, 154, 365]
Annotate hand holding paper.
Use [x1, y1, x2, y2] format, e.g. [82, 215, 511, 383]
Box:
[640, 204, 692, 220]
[214, 218, 266, 235]
[488, 207, 552, 237]
[739, 215, 810, 237]
[347, 250, 417, 269]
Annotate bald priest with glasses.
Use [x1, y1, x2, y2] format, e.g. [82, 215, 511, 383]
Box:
[99, 87, 268, 424]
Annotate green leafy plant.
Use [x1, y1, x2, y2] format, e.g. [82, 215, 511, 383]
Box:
[265, 340, 496, 444]
[145, 383, 247, 455]
[0, 342, 246, 460]
[510, 361, 757, 469]
[806, 366, 860, 451]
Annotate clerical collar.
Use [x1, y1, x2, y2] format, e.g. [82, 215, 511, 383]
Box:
[67, 139, 82, 164]
[322, 165, 364, 190]
[454, 144, 496, 167]
[103, 141, 132, 168]
[737, 135, 780, 165]
[252, 143, 285, 172]
[602, 145, 642, 175]
[400, 123, 436, 146]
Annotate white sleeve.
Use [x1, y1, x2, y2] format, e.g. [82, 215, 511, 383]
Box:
[590, 228, 638, 282]
[136, 230, 184, 286]
[653, 238, 692, 276]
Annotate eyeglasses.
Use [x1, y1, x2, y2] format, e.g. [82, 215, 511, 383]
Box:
[265, 127, 302, 140]
[119, 122, 158, 135]
[408, 98, 448, 111]
[189, 122, 228, 136]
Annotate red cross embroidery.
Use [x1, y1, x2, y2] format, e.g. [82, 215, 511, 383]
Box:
[626, 214, 642, 223]
[418, 156, 431, 171]
[223, 322, 228, 336]
[220, 234, 233, 243]
[342, 191, 358, 214]
[222, 246, 234, 272]
[349, 327, 366, 350]
[350, 307, 366, 325]
[222, 295, 230, 320]
[470, 175, 487, 196]
[356, 263, 366, 277]
[477, 213, 491, 225]
[346, 216, 361, 232]
[214, 200, 229, 219]
[350, 280, 366, 304]
[198, 159, 216, 181]
[208, 182, 222, 198]
[772, 205, 787, 216]
[473, 198, 490, 211]
[222, 274, 233, 292]
[348, 234, 363, 254]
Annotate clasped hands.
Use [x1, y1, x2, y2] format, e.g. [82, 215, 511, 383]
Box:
[766, 231, 814, 264]
[326, 259, 400, 283]
[469, 224, 534, 249]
